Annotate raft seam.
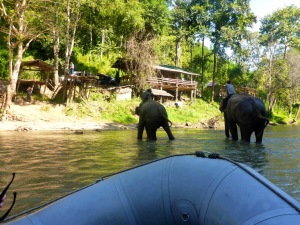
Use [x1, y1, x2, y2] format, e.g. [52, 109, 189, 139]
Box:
[114, 177, 138, 225]
[162, 157, 175, 225]
[241, 208, 299, 225]
[199, 164, 238, 225]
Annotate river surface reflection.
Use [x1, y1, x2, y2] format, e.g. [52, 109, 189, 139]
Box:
[0, 125, 300, 216]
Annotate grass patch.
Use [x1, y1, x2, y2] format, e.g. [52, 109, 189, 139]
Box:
[167, 99, 222, 123]
[40, 105, 51, 112]
[62, 97, 223, 126]
[267, 111, 288, 124]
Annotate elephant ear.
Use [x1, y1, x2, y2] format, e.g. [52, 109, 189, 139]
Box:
[135, 106, 140, 116]
[219, 101, 224, 112]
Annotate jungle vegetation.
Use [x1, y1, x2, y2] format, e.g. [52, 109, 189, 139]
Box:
[1, 0, 300, 122]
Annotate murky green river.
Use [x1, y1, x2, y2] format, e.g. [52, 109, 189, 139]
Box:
[0, 125, 300, 217]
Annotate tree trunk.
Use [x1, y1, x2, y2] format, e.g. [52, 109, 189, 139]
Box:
[53, 27, 60, 86]
[1, 0, 41, 111]
[89, 25, 93, 59]
[52, 3, 60, 87]
[201, 36, 205, 97]
[211, 46, 217, 103]
[293, 105, 300, 122]
[63, 0, 81, 103]
[175, 39, 181, 67]
[268, 96, 276, 112]
[100, 30, 105, 58]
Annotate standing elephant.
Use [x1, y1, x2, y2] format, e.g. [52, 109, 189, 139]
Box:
[136, 89, 175, 140]
[223, 93, 269, 143]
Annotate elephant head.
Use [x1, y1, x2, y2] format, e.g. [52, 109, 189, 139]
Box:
[137, 89, 175, 140]
[135, 89, 153, 116]
[224, 93, 269, 143]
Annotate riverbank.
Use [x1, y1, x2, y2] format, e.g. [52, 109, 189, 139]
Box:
[1, 101, 221, 131]
[0, 102, 131, 131]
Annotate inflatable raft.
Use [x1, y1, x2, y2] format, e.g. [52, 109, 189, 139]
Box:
[3, 153, 300, 225]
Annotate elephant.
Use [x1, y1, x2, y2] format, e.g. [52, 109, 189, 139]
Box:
[136, 89, 175, 140]
[223, 93, 269, 143]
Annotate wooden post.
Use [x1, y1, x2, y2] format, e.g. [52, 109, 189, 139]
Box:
[160, 76, 163, 103]
[176, 78, 179, 102]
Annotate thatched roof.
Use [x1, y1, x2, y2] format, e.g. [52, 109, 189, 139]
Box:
[20, 59, 54, 73]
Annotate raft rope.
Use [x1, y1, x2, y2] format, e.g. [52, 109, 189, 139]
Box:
[2, 152, 300, 222]
[0, 173, 17, 222]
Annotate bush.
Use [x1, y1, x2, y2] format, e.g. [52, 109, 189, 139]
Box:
[267, 111, 287, 124]
[0, 49, 9, 78]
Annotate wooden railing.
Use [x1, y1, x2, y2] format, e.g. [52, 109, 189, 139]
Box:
[147, 77, 197, 90]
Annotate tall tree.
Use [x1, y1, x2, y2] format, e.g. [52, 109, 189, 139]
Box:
[209, 0, 255, 101]
[189, 0, 211, 96]
[170, 0, 192, 67]
[287, 49, 300, 104]
[62, 0, 81, 102]
[0, 0, 47, 111]
[260, 5, 300, 59]
[259, 5, 300, 111]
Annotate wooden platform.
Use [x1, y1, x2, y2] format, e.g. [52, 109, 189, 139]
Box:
[146, 77, 197, 101]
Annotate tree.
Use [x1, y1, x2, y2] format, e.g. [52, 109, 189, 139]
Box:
[259, 5, 300, 111]
[189, 0, 211, 96]
[260, 5, 300, 59]
[170, 0, 192, 67]
[0, 0, 47, 111]
[206, 0, 255, 102]
[286, 49, 300, 105]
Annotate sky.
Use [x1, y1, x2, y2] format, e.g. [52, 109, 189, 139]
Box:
[250, 0, 300, 31]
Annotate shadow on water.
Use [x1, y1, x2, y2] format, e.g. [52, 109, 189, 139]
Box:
[220, 140, 268, 173]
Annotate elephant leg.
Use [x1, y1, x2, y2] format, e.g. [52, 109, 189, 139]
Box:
[137, 121, 145, 139]
[241, 128, 251, 142]
[229, 122, 238, 141]
[224, 112, 230, 138]
[145, 124, 157, 140]
[255, 130, 264, 143]
[162, 125, 175, 140]
[240, 129, 244, 140]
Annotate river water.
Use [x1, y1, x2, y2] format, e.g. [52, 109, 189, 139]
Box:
[0, 125, 300, 217]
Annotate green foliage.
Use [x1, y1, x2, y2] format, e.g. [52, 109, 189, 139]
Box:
[167, 99, 221, 123]
[1, 0, 300, 116]
[75, 51, 118, 76]
[267, 111, 287, 124]
[62, 91, 224, 126]
[292, 103, 300, 108]
[40, 105, 51, 112]
[100, 99, 138, 124]
[0, 48, 9, 78]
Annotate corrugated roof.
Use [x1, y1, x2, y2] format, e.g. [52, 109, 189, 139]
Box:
[151, 89, 174, 97]
[20, 59, 54, 72]
[154, 65, 201, 76]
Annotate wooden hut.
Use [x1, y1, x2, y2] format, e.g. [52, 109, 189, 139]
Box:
[147, 65, 201, 102]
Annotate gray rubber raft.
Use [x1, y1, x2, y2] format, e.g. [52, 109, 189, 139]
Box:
[4, 154, 300, 225]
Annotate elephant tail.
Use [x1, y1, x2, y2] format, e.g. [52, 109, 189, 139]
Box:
[258, 114, 269, 128]
[168, 119, 173, 127]
[162, 115, 173, 127]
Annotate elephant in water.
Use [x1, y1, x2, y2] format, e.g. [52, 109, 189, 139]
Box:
[223, 93, 269, 143]
[136, 89, 175, 140]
